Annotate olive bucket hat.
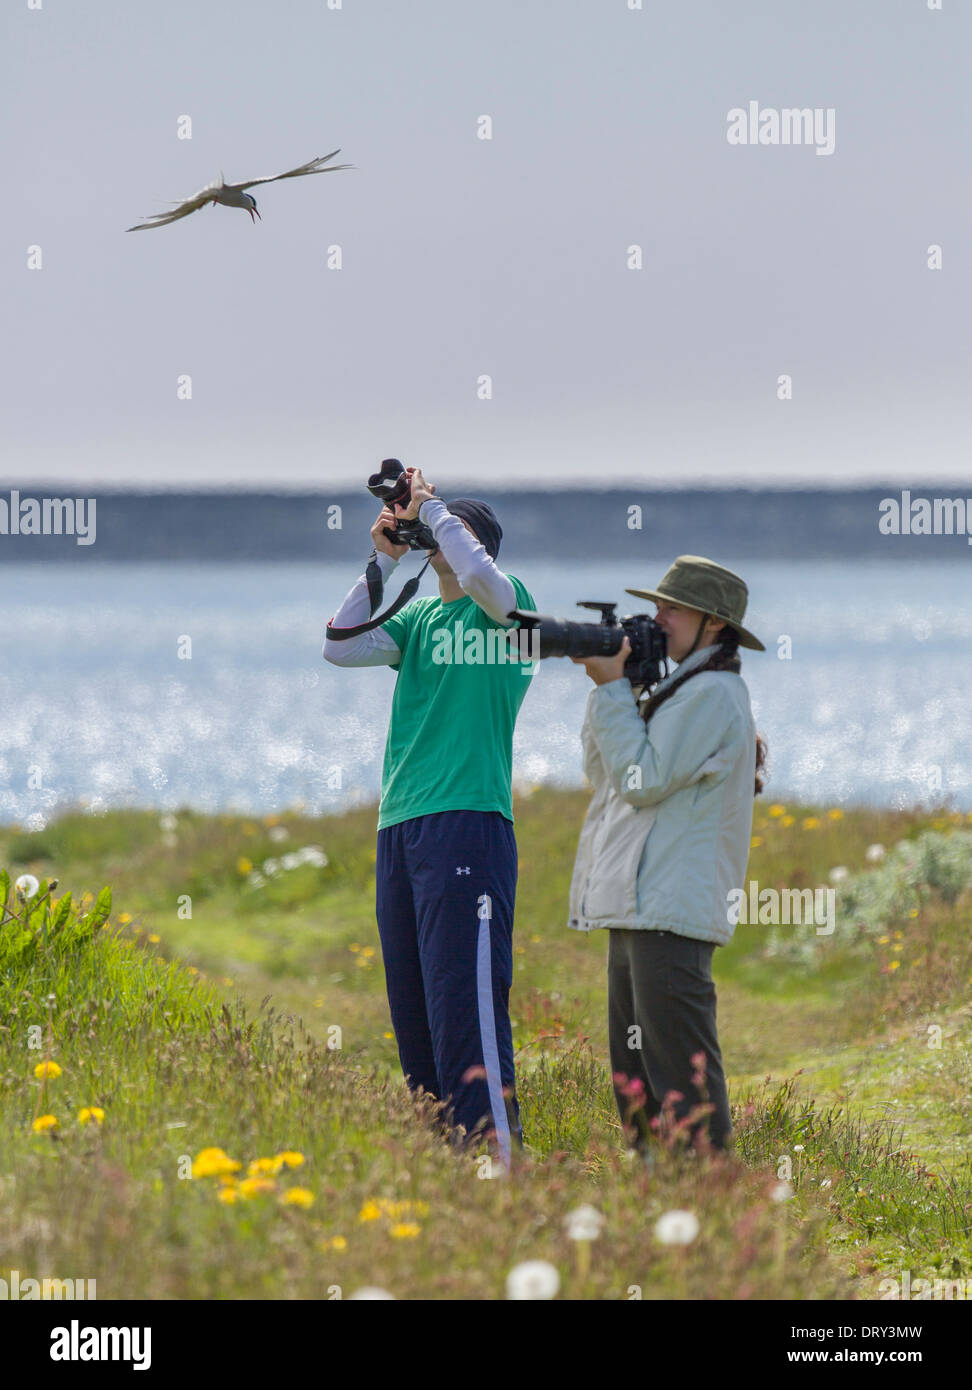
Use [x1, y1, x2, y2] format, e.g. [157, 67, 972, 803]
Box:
[625, 554, 766, 651]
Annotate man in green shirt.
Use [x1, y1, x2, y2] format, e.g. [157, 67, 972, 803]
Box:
[324, 469, 537, 1166]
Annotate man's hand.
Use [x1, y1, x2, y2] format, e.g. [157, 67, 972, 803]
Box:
[394, 466, 436, 521]
[371, 506, 410, 559]
[570, 635, 631, 686]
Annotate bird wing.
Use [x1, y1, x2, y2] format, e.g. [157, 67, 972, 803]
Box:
[229, 151, 353, 192]
[125, 177, 224, 232]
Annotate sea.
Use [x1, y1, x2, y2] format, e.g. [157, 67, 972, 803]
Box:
[1, 551, 970, 827]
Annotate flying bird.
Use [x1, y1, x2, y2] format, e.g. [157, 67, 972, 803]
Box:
[125, 150, 352, 232]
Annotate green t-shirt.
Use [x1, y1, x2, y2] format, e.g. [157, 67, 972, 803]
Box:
[376, 575, 538, 830]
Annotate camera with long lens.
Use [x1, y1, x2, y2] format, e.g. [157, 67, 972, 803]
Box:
[367, 458, 438, 551]
[507, 601, 669, 689]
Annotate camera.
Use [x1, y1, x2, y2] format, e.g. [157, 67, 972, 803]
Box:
[507, 601, 669, 689]
[367, 458, 438, 551]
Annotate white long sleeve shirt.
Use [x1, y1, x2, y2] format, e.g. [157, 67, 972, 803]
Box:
[323, 497, 519, 667]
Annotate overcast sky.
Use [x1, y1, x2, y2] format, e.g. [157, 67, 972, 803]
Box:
[3, 0, 969, 490]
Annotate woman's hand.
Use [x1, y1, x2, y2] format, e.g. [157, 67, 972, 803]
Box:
[570, 635, 631, 685]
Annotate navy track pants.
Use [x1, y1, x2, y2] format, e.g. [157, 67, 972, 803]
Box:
[375, 809, 521, 1163]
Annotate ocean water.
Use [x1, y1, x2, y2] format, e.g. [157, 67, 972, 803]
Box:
[1, 557, 970, 828]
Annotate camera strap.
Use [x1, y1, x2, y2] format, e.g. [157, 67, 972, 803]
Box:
[325, 548, 436, 640]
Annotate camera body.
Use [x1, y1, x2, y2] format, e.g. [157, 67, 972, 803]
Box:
[367, 458, 438, 551]
[508, 601, 669, 690]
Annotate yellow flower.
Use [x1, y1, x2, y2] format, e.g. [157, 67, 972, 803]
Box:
[237, 857, 253, 875]
[908, 909, 919, 918]
[892, 943, 903, 953]
[802, 817, 820, 830]
[148, 933, 160, 944]
[33, 1060, 62, 1079]
[878, 935, 890, 944]
[781, 815, 795, 828]
[330, 1235, 347, 1251]
[217, 1187, 238, 1204]
[248, 1156, 285, 1176]
[32, 1114, 58, 1132]
[78, 1106, 105, 1125]
[887, 960, 901, 972]
[389, 1222, 421, 1239]
[118, 912, 132, 924]
[281, 1187, 314, 1208]
[358, 1200, 383, 1222]
[191, 1147, 242, 1178]
[750, 836, 763, 849]
[349, 942, 361, 953]
[188, 966, 199, 975]
[276, 1151, 305, 1169]
[362, 945, 376, 958]
[238, 1177, 276, 1199]
[827, 809, 844, 820]
[530, 934, 541, 944]
[768, 804, 786, 818]
[383, 1031, 394, 1040]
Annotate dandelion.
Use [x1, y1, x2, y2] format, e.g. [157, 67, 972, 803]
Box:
[148, 933, 160, 944]
[78, 1107, 105, 1126]
[329, 1236, 347, 1252]
[506, 1260, 560, 1300]
[793, 1144, 804, 1153]
[238, 1177, 276, 1199]
[768, 804, 786, 818]
[750, 836, 763, 849]
[802, 817, 820, 830]
[237, 857, 253, 876]
[770, 1181, 794, 1202]
[887, 960, 901, 972]
[276, 1151, 305, 1169]
[358, 1200, 383, 1222]
[118, 912, 132, 925]
[565, 1205, 605, 1242]
[878, 934, 890, 945]
[383, 1031, 394, 1040]
[32, 1115, 58, 1133]
[191, 1147, 242, 1178]
[248, 1156, 285, 1176]
[865, 843, 886, 863]
[827, 809, 844, 820]
[654, 1210, 699, 1245]
[33, 1061, 62, 1080]
[389, 1222, 421, 1239]
[217, 1187, 238, 1205]
[828, 866, 849, 884]
[781, 815, 795, 828]
[269, 825, 289, 843]
[14, 874, 39, 899]
[281, 1188, 314, 1208]
[361, 946, 376, 958]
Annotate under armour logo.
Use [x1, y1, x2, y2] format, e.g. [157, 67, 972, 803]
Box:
[455, 866, 470, 875]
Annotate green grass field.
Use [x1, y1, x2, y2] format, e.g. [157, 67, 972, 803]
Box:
[1, 791, 970, 1300]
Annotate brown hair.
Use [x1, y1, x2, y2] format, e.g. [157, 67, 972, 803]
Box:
[639, 623, 767, 796]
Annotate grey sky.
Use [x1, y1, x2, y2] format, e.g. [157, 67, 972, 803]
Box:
[4, 0, 968, 489]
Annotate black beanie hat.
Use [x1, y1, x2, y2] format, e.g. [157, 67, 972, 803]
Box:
[444, 498, 502, 560]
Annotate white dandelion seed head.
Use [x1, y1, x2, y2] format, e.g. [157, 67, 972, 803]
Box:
[653, 1209, 700, 1246]
[865, 843, 886, 863]
[828, 866, 849, 884]
[14, 874, 40, 899]
[506, 1259, 560, 1300]
[565, 1204, 605, 1242]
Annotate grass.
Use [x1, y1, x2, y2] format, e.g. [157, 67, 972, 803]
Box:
[1, 791, 971, 1299]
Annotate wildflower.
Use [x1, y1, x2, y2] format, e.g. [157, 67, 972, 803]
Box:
[802, 817, 820, 830]
[358, 1200, 383, 1222]
[32, 1114, 58, 1133]
[237, 857, 253, 875]
[827, 809, 844, 820]
[148, 933, 160, 944]
[781, 815, 795, 828]
[14, 874, 39, 899]
[770, 1181, 794, 1202]
[329, 1236, 347, 1251]
[654, 1210, 700, 1245]
[361, 946, 376, 958]
[191, 1147, 242, 1178]
[238, 1177, 276, 1199]
[750, 836, 763, 849]
[828, 866, 849, 884]
[793, 1144, 804, 1153]
[865, 843, 886, 863]
[768, 804, 786, 818]
[389, 1222, 421, 1238]
[565, 1205, 605, 1241]
[269, 825, 289, 843]
[33, 1061, 62, 1080]
[118, 912, 132, 925]
[78, 1107, 105, 1126]
[217, 1187, 238, 1204]
[383, 1031, 394, 1040]
[887, 960, 901, 972]
[878, 935, 890, 945]
[281, 1188, 314, 1208]
[187, 966, 199, 976]
[506, 1260, 560, 1300]
[276, 1151, 305, 1169]
[248, 1156, 285, 1176]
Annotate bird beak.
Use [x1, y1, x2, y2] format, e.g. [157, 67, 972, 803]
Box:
[249, 206, 261, 223]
